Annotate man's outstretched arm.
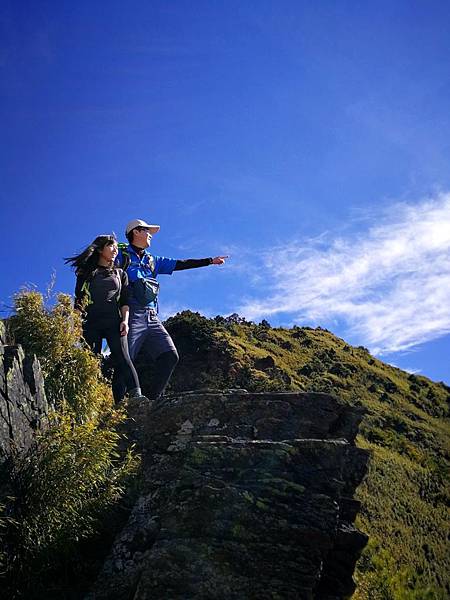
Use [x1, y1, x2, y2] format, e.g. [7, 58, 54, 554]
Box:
[174, 256, 228, 271]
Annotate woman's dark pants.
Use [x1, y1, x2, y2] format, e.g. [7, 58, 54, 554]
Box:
[83, 317, 140, 403]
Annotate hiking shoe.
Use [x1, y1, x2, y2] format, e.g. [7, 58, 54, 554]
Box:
[132, 394, 151, 402]
[128, 388, 151, 403]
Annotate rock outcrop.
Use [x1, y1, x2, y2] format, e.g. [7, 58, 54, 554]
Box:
[0, 320, 49, 464]
[0, 315, 370, 599]
[87, 390, 370, 600]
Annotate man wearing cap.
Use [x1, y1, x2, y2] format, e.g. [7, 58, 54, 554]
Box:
[114, 218, 228, 407]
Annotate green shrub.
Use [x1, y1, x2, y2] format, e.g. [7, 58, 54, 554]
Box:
[10, 290, 112, 419]
[1, 290, 139, 597]
[6, 415, 137, 574]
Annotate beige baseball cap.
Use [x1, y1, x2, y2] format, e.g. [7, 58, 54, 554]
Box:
[125, 219, 160, 235]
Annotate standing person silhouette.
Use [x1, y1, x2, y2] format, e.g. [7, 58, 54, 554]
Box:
[65, 234, 145, 403]
[116, 219, 228, 407]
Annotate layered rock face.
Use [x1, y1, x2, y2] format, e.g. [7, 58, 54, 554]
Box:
[88, 390, 370, 600]
[0, 321, 49, 464]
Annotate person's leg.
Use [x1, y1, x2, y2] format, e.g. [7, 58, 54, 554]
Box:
[148, 349, 179, 402]
[119, 334, 142, 396]
[112, 307, 149, 402]
[128, 307, 152, 361]
[83, 321, 124, 398]
[105, 325, 142, 402]
[82, 322, 103, 355]
[139, 310, 179, 403]
[111, 368, 127, 404]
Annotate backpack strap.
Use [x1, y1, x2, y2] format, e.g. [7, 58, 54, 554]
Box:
[117, 243, 156, 274]
[78, 268, 98, 308]
[114, 268, 123, 303]
[117, 243, 131, 271]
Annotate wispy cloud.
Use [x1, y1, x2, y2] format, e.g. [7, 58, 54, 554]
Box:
[238, 193, 450, 354]
[387, 363, 422, 375]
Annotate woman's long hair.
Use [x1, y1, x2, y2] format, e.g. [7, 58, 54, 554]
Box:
[65, 234, 117, 276]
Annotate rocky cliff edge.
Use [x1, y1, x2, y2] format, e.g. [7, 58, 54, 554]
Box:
[0, 320, 49, 465]
[0, 319, 370, 600]
[87, 390, 370, 600]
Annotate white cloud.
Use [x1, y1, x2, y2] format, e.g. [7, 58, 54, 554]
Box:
[387, 363, 422, 375]
[238, 193, 450, 354]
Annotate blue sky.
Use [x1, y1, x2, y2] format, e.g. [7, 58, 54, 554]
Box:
[1, 1, 449, 383]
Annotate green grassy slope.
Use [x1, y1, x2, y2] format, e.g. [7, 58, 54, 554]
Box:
[150, 311, 450, 600]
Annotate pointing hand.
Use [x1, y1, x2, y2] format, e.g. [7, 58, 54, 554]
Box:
[212, 256, 229, 265]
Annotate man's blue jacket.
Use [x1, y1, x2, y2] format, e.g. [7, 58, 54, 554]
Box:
[116, 244, 177, 309]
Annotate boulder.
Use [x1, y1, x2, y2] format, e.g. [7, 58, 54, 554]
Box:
[87, 391, 369, 600]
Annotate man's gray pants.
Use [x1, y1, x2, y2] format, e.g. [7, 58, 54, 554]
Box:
[120, 306, 179, 403]
[128, 307, 177, 361]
